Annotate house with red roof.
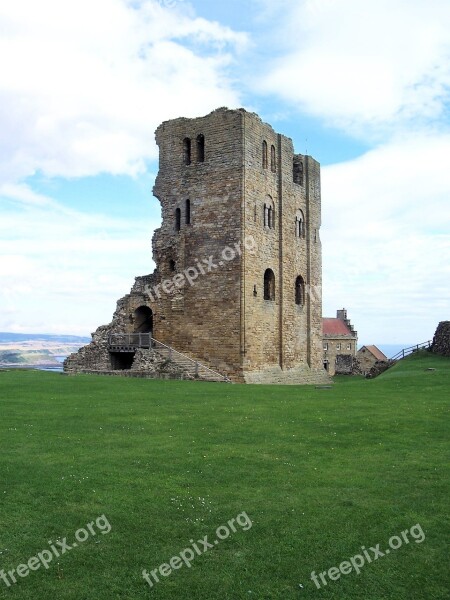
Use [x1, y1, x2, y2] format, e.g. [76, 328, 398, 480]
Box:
[322, 308, 358, 375]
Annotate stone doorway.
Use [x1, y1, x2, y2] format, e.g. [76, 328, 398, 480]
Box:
[134, 306, 153, 333]
[110, 352, 135, 370]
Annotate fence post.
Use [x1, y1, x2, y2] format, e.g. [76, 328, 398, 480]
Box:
[195, 361, 199, 377]
[169, 347, 172, 361]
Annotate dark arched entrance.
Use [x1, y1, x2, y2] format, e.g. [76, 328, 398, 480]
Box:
[134, 306, 153, 333]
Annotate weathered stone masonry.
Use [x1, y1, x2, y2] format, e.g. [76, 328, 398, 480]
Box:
[65, 108, 330, 384]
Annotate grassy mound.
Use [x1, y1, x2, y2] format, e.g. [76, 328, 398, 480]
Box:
[0, 353, 448, 599]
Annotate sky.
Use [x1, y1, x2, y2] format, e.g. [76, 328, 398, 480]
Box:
[0, 0, 449, 345]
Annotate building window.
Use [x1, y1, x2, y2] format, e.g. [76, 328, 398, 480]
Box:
[175, 208, 181, 232]
[262, 140, 268, 169]
[293, 158, 304, 185]
[270, 145, 276, 172]
[197, 134, 205, 163]
[183, 138, 191, 165]
[324, 360, 329, 371]
[185, 199, 191, 225]
[296, 209, 305, 238]
[323, 342, 328, 351]
[264, 197, 275, 229]
[169, 259, 176, 272]
[268, 205, 274, 228]
[347, 343, 351, 351]
[295, 276, 305, 305]
[336, 343, 341, 350]
[263, 269, 275, 300]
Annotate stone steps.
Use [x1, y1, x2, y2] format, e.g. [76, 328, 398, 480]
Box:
[153, 347, 229, 382]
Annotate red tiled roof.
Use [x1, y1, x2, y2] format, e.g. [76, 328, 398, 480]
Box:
[361, 345, 387, 361]
[322, 318, 353, 336]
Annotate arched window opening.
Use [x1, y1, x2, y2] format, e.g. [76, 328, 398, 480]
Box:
[295, 276, 305, 306]
[264, 197, 275, 229]
[169, 259, 176, 272]
[185, 199, 191, 225]
[293, 158, 304, 185]
[262, 140, 268, 169]
[268, 205, 274, 229]
[196, 134, 205, 162]
[183, 138, 191, 165]
[296, 209, 305, 238]
[264, 269, 275, 301]
[175, 207, 181, 232]
[271, 145, 276, 172]
[134, 306, 153, 333]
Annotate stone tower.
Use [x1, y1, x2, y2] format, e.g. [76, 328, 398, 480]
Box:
[65, 108, 328, 384]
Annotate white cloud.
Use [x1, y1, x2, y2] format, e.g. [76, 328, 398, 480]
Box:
[0, 0, 246, 183]
[321, 134, 450, 343]
[0, 184, 160, 334]
[257, 0, 450, 135]
[0, 0, 249, 335]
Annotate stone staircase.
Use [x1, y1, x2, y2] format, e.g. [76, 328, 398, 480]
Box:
[152, 346, 229, 382]
[108, 333, 231, 383]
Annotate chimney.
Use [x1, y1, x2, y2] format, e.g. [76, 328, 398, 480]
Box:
[336, 308, 347, 320]
[337, 308, 357, 338]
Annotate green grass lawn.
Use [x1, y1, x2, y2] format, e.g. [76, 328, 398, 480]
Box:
[0, 351, 448, 599]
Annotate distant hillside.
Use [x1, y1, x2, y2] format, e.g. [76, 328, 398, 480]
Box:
[0, 333, 90, 368]
[0, 349, 61, 367]
[0, 332, 90, 343]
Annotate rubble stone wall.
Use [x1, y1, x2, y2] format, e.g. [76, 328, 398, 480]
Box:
[335, 354, 362, 375]
[431, 321, 450, 357]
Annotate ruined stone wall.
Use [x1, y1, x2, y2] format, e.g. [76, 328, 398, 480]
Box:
[431, 321, 450, 357]
[64, 294, 131, 373]
[365, 360, 390, 379]
[335, 354, 362, 375]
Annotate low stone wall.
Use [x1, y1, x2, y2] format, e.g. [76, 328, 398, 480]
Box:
[365, 360, 391, 379]
[77, 369, 192, 380]
[335, 354, 362, 375]
[431, 321, 450, 357]
[244, 365, 332, 385]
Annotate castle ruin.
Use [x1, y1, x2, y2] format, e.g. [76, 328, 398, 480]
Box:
[65, 108, 330, 384]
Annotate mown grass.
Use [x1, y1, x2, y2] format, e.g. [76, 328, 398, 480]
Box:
[0, 351, 448, 599]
